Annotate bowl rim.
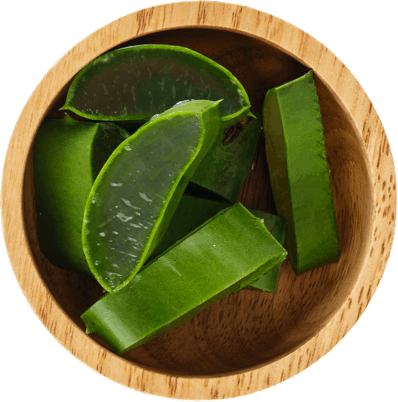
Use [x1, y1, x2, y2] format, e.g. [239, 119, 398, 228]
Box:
[2, 1, 395, 399]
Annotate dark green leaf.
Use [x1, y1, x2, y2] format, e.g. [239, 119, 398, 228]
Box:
[81, 203, 287, 354]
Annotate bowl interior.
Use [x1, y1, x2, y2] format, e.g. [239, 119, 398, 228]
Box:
[23, 28, 372, 376]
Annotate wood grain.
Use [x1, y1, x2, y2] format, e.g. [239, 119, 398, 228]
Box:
[2, 1, 395, 399]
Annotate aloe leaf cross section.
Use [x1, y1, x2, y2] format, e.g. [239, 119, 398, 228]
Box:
[83, 100, 222, 292]
[33, 114, 129, 277]
[61, 44, 251, 127]
[262, 71, 340, 275]
[81, 203, 287, 354]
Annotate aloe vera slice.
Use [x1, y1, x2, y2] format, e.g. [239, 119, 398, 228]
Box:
[81, 203, 287, 354]
[191, 113, 262, 202]
[149, 195, 286, 293]
[33, 114, 129, 277]
[83, 100, 221, 292]
[149, 195, 283, 260]
[61, 44, 251, 127]
[263, 71, 340, 275]
[247, 213, 286, 292]
[148, 195, 231, 261]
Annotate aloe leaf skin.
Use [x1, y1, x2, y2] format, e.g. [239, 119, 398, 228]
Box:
[247, 212, 286, 293]
[148, 195, 231, 261]
[149, 195, 284, 261]
[263, 71, 340, 275]
[81, 203, 287, 354]
[149, 195, 286, 293]
[83, 100, 221, 293]
[191, 113, 262, 203]
[61, 44, 251, 126]
[33, 114, 130, 277]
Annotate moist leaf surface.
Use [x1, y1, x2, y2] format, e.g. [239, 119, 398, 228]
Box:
[83, 101, 221, 292]
[62, 45, 251, 126]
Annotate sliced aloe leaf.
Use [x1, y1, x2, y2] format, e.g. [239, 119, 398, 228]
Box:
[149, 195, 286, 293]
[148, 195, 230, 261]
[83, 100, 221, 292]
[81, 203, 287, 354]
[263, 71, 340, 275]
[247, 212, 286, 293]
[33, 114, 129, 277]
[61, 44, 251, 127]
[191, 113, 261, 202]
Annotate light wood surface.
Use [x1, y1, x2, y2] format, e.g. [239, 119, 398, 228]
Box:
[1, 1, 395, 399]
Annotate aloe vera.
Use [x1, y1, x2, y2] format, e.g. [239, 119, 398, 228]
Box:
[263, 71, 340, 275]
[191, 113, 262, 202]
[83, 100, 221, 292]
[81, 203, 287, 354]
[149, 195, 286, 293]
[61, 45, 251, 128]
[33, 114, 129, 277]
[246, 212, 286, 292]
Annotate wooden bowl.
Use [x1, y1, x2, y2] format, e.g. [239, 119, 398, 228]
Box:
[2, 2, 395, 399]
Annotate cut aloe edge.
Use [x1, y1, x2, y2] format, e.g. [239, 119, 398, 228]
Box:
[247, 212, 286, 292]
[263, 71, 340, 275]
[60, 44, 251, 126]
[232, 210, 286, 293]
[81, 203, 287, 354]
[33, 113, 129, 277]
[82, 100, 221, 293]
[191, 113, 262, 203]
[149, 195, 286, 293]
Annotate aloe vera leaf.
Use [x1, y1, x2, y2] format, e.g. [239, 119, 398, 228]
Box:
[190, 113, 262, 202]
[263, 71, 340, 275]
[149, 195, 286, 293]
[61, 44, 251, 127]
[149, 195, 282, 260]
[81, 203, 287, 354]
[33, 114, 129, 277]
[148, 195, 231, 261]
[247, 213, 286, 292]
[83, 100, 221, 292]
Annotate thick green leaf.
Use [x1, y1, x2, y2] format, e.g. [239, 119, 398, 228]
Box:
[263, 71, 340, 275]
[191, 113, 262, 202]
[61, 44, 251, 127]
[81, 203, 287, 354]
[246, 212, 286, 292]
[149, 195, 286, 293]
[33, 114, 129, 277]
[83, 100, 221, 292]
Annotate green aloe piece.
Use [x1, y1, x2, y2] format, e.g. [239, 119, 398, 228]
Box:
[263, 71, 340, 275]
[81, 203, 287, 354]
[33, 114, 129, 277]
[149, 195, 286, 293]
[83, 100, 221, 292]
[148, 195, 231, 261]
[247, 213, 286, 292]
[191, 113, 262, 202]
[61, 44, 251, 127]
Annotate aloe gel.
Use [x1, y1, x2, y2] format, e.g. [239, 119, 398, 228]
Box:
[83, 100, 222, 292]
[62, 44, 251, 128]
